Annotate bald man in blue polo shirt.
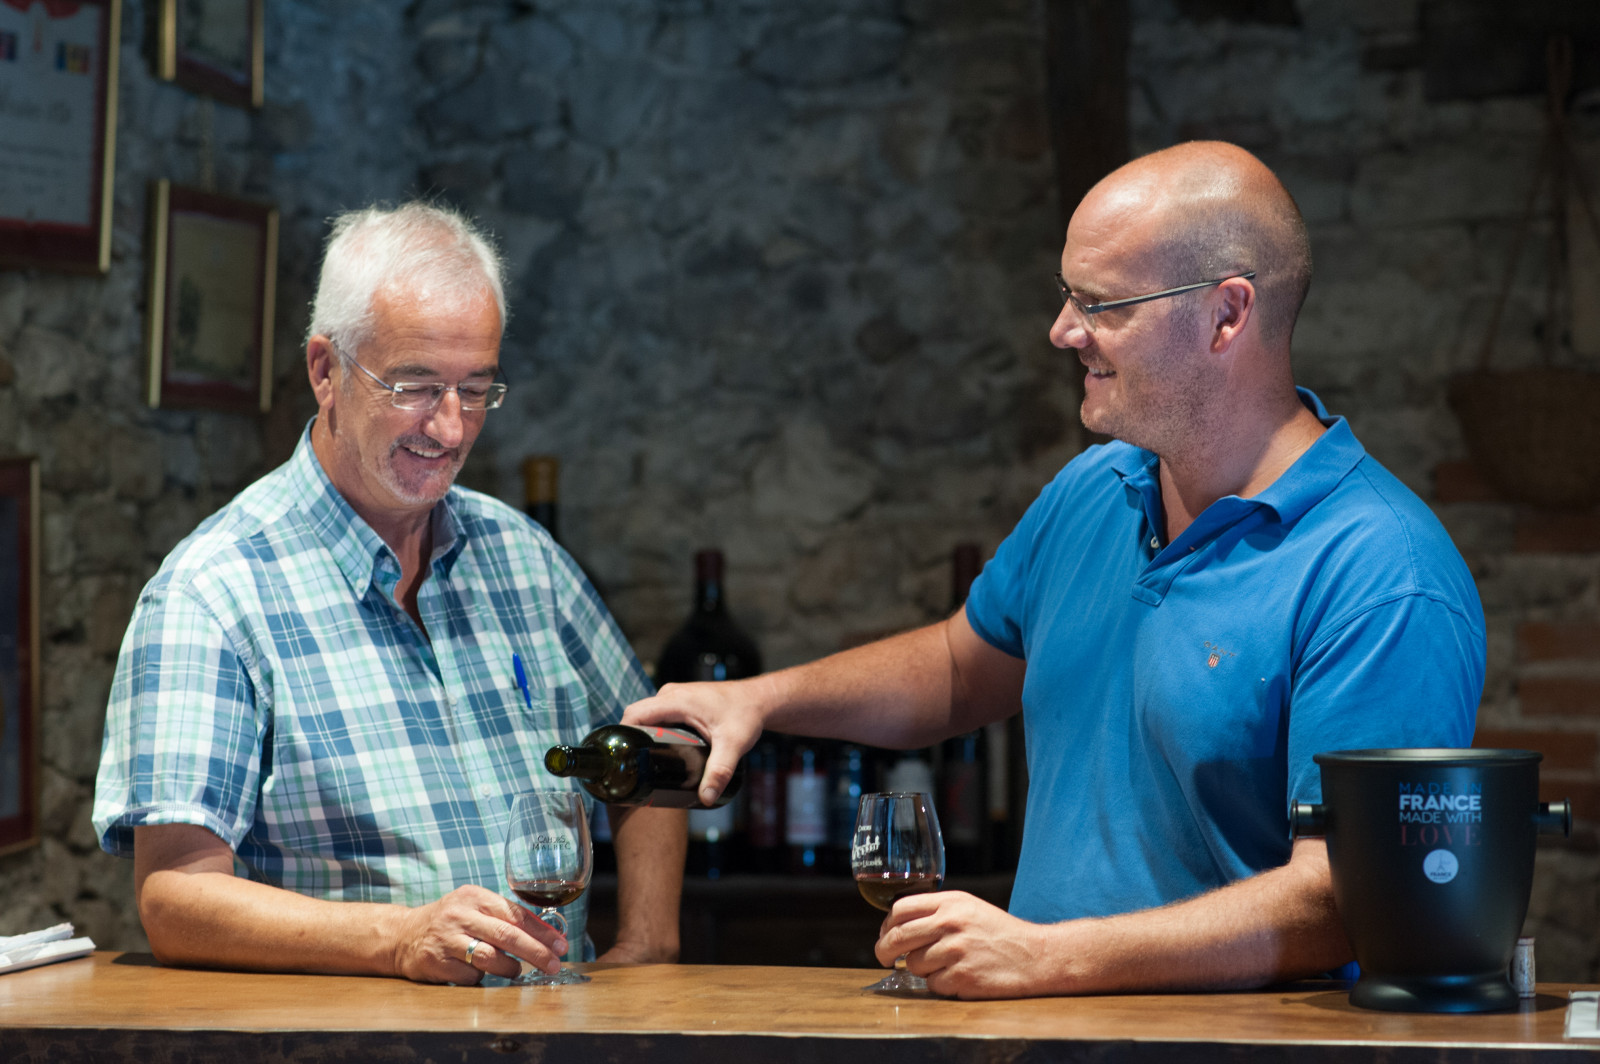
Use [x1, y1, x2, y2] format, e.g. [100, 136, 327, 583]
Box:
[627, 141, 1485, 999]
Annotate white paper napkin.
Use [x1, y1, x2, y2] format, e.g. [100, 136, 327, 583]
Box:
[1567, 991, 1600, 1039]
[0, 923, 95, 976]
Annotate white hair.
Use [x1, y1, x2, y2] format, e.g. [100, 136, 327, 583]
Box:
[306, 201, 507, 356]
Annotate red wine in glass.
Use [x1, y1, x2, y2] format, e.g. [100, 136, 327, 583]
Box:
[851, 792, 945, 993]
[504, 790, 593, 985]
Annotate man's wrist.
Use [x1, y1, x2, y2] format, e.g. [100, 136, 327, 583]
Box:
[1034, 917, 1106, 996]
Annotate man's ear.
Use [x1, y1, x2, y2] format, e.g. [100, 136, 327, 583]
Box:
[307, 336, 338, 408]
[1210, 277, 1255, 354]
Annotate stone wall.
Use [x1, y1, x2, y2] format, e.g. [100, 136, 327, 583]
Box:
[414, 0, 1069, 666]
[2, 0, 1597, 981]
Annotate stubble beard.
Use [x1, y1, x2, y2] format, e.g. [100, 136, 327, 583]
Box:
[1080, 310, 1210, 456]
[377, 433, 466, 508]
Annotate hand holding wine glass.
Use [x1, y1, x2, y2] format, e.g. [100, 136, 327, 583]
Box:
[505, 790, 593, 986]
[852, 791, 945, 993]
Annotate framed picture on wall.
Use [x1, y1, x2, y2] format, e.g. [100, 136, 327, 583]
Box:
[145, 180, 278, 413]
[0, 457, 40, 857]
[0, 0, 121, 274]
[157, 0, 263, 109]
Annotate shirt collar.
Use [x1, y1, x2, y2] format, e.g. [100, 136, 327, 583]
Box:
[1247, 387, 1365, 523]
[287, 420, 467, 598]
[1107, 387, 1366, 524]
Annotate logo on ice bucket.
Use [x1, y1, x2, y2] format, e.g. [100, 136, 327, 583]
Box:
[1423, 849, 1459, 884]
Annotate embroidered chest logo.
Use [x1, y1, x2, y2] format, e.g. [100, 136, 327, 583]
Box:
[1203, 641, 1236, 669]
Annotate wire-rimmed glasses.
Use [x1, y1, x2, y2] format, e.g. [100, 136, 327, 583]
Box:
[336, 344, 509, 411]
[505, 790, 593, 986]
[1055, 270, 1257, 327]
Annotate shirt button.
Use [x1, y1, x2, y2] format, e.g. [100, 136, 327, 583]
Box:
[1149, 535, 1160, 550]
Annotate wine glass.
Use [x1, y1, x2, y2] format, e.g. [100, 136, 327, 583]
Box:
[505, 790, 593, 986]
[851, 791, 945, 993]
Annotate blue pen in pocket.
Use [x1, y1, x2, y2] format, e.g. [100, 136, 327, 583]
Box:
[512, 652, 534, 710]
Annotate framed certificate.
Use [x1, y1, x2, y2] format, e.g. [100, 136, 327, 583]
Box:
[157, 0, 263, 109]
[145, 180, 278, 413]
[0, 0, 121, 273]
[0, 457, 40, 857]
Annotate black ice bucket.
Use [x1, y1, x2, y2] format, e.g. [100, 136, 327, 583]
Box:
[1291, 749, 1570, 1013]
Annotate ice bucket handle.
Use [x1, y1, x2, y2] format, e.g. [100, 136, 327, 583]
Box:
[1290, 801, 1326, 838]
[1536, 800, 1571, 838]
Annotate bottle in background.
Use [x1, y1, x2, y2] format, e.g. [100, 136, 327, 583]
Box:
[785, 742, 828, 874]
[746, 738, 784, 874]
[885, 750, 935, 799]
[522, 456, 560, 543]
[687, 801, 736, 880]
[940, 728, 986, 874]
[545, 724, 742, 808]
[590, 802, 616, 875]
[827, 743, 868, 873]
[987, 718, 1014, 870]
[655, 549, 762, 684]
[940, 542, 989, 875]
[655, 549, 763, 876]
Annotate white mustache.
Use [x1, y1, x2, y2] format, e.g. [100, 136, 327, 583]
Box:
[392, 435, 457, 459]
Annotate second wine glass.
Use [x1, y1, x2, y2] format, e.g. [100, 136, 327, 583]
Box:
[851, 791, 945, 993]
[505, 790, 593, 986]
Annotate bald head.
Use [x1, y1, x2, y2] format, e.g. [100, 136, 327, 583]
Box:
[1078, 141, 1312, 349]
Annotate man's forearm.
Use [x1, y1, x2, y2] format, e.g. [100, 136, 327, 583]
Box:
[1037, 839, 1349, 994]
[753, 623, 957, 747]
[134, 823, 563, 983]
[607, 805, 686, 963]
[139, 863, 413, 976]
[755, 610, 1021, 748]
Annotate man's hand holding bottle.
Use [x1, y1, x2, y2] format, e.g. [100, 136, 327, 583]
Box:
[623, 676, 773, 807]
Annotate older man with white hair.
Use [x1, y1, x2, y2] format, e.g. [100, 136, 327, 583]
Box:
[94, 202, 684, 984]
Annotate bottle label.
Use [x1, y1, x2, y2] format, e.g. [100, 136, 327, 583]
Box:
[785, 773, 828, 845]
[748, 771, 783, 848]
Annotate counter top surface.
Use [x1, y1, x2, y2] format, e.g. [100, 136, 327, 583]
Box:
[0, 952, 1591, 1052]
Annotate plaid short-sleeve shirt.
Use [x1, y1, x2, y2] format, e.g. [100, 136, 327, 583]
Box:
[93, 426, 651, 954]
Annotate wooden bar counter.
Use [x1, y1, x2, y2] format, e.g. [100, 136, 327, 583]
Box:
[2, 952, 1597, 1062]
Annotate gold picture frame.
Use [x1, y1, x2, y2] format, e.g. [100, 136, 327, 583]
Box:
[0, 0, 121, 274]
[157, 0, 264, 109]
[0, 457, 41, 857]
[146, 180, 278, 413]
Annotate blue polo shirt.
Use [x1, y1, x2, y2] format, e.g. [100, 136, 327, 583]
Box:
[965, 389, 1484, 924]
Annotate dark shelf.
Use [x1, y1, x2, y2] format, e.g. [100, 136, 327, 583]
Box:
[587, 873, 1014, 967]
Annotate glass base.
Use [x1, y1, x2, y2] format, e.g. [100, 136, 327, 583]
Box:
[513, 965, 591, 986]
[862, 967, 930, 994]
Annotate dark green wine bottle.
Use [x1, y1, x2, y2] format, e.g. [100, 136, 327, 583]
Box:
[545, 724, 744, 809]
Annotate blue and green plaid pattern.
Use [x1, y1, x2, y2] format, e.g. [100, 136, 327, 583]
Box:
[94, 427, 650, 951]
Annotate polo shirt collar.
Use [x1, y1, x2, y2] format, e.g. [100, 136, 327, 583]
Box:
[1247, 387, 1365, 523]
[287, 421, 466, 599]
[1107, 387, 1365, 525]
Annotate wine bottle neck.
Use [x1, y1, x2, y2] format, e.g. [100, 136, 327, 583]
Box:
[695, 579, 724, 614]
[545, 745, 608, 780]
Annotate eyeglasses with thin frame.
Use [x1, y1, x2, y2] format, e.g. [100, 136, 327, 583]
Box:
[335, 345, 509, 412]
[1055, 271, 1256, 324]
